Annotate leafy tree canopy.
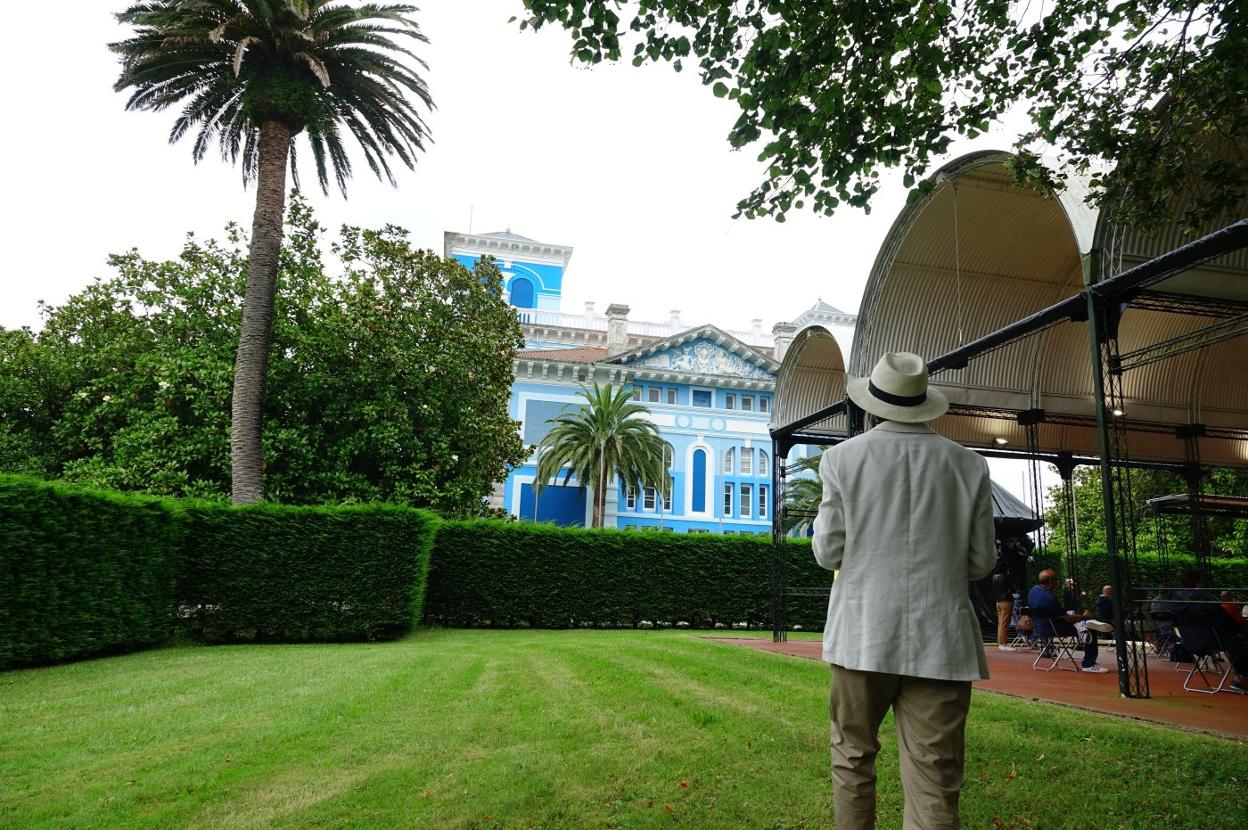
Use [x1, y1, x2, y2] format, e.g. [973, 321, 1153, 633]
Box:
[520, 1, 1246, 228]
[1044, 465, 1248, 558]
[0, 198, 527, 516]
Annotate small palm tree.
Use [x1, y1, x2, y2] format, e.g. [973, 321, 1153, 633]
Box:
[782, 453, 824, 535]
[112, 1, 433, 503]
[534, 384, 668, 529]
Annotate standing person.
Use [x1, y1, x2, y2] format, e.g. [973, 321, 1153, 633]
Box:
[813, 352, 996, 830]
[993, 571, 1017, 652]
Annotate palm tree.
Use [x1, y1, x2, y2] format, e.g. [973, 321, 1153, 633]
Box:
[534, 384, 668, 529]
[782, 453, 824, 535]
[111, 1, 433, 503]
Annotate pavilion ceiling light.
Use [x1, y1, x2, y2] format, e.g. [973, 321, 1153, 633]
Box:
[994, 436, 1008, 446]
[1112, 408, 1125, 417]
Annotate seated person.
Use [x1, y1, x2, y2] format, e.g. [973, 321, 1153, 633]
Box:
[1172, 568, 1248, 693]
[1150, 586, 1175, 648]
[1219, 591, 1246, 631]
[1090, 584, 1114, 634]
[1028, 569, 1107, 672]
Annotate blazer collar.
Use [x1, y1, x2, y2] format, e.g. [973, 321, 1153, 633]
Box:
[873, 421, 936, 434]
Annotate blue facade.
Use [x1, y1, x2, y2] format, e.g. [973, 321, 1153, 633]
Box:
[452, 253, 565, 312]
[505, 351, 778, 535]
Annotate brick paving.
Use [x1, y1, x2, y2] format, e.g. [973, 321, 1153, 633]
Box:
[709, 637, 1248, 741]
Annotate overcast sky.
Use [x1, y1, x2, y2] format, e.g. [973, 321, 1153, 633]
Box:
[0, 0, 1034, 333]
[0, 1, 1051, 503]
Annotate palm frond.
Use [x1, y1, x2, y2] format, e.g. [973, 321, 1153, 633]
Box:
[112, 0, 433, 193]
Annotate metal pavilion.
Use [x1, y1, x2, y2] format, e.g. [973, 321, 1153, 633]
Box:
[769, 150, 1248, 699]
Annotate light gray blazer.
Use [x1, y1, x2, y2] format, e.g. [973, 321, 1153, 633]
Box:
[812, 421, 997, 681]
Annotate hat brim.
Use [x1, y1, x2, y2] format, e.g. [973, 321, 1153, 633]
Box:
[846, 377, 949, 423]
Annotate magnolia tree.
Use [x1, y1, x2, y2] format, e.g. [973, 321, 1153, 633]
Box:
[0, 199, 527, 517]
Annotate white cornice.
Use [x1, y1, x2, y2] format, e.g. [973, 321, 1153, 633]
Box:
[445, 231, 574, 268]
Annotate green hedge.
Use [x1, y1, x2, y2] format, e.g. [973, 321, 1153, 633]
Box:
[179, 501, 438, 643]
[1033, 549, 1248, 607]
[0, 475, 183, 669]
[423, 521, 831, 630]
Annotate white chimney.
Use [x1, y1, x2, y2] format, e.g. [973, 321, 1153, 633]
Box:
[584, 301, 596, 317]
[606, 303, 631, 356]
[772, 322, 797, 363]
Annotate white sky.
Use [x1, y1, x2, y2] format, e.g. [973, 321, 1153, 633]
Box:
[0, 0, 1054, 505]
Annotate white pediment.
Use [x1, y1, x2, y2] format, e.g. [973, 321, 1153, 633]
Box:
[633, 338, 774, 379]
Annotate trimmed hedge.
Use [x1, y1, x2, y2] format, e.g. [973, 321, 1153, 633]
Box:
[0, 475, 182, 669]
[179, 501, 438, 643]
[1034, 549, 1248, 605]
[423, 521, 831, 630]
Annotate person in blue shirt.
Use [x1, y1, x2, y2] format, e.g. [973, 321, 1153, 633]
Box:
[1028, 569, 1108, 672]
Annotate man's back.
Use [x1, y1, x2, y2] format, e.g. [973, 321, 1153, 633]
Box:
[813, 420, 996, 681]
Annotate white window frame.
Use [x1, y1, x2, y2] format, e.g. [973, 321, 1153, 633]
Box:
[759, 396, 769, 413]
[691, 386, 714, 408]
[663, 476, 673, 511]
[725, 393, 736, 410]
[648, 386, 660, 403]
[644, 485, 657, 510]
[740, 396, 754, 412]
[625, 485, 636, 510]
[723, 483, 733, 516]
[663, 444, 674, 471]
[759, 485, 768, 519]
[667, 388, 677, 404]
[758, 449, 768, 478]
[740, 448, 753, 476]
[740, 484, 753, 518]
[723, 447, 735, 475]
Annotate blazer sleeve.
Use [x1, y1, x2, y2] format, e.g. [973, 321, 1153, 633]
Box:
[812, 449, 845, 572]
[968, 460, 996, 581]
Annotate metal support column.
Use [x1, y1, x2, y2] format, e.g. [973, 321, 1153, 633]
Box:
[772, 439, 787, 643]
[1055, 452, 1080, 593]
[1178, 424, 1211, 581]
[1087, 294, 1149, 698]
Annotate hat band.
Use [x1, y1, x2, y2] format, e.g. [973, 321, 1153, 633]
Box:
[868, 380, 927, 407]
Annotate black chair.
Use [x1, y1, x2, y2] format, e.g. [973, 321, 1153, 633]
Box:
[1171, 611, 1235, 694]
[1025, 606, 1082, 672]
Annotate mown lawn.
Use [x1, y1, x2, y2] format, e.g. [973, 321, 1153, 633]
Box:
[1, 629, 1244, 829]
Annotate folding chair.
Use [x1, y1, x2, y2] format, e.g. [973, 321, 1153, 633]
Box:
[1174, 613, 1235, 694]
[1008, 604, 1032, 649]
[1026, 606, 1082, 672]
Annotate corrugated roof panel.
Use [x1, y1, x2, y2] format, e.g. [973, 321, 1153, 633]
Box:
[852, 150, 1248, 467]
[771, 327, 846, 437]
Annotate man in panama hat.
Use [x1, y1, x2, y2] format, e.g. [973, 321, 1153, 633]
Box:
[813, 351, 996, 829]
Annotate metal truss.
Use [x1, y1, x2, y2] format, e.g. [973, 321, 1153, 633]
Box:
[1115, 312, 1248, 373]
[1131, 290, 1248, 319]
[1088, 300, 1151, 699]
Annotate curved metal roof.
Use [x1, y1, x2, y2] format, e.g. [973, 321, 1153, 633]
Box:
[769, 326, 847, 439]
[852, 150, 1248, 467]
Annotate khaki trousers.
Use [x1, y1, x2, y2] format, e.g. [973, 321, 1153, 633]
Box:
[996, 600, 1013, 646]
[828, 664, 972, 830]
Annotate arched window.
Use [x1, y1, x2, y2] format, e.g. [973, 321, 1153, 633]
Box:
[758, 449, 769, 478]
[723, 446, 735, 475]
[663, 443, 674, 471]
[509, 276, 535, 309]
[692, 449, 707, 512]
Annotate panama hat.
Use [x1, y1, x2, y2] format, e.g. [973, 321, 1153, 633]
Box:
[847, 352, 948, 423]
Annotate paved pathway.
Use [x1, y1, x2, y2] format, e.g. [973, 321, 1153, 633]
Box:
[709, 637, 1248, 741]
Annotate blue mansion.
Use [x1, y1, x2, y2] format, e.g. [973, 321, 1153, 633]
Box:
[445, 229, 856, 533]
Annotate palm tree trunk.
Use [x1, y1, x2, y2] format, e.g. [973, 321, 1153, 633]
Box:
[230, 119, 292, 504]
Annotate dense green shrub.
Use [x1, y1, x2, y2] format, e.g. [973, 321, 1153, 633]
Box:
[0, 475, 182, 669]
[423, 521, 831, 630]
[179, 502, 438, 642]
[1033, 548, 1248, 608]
